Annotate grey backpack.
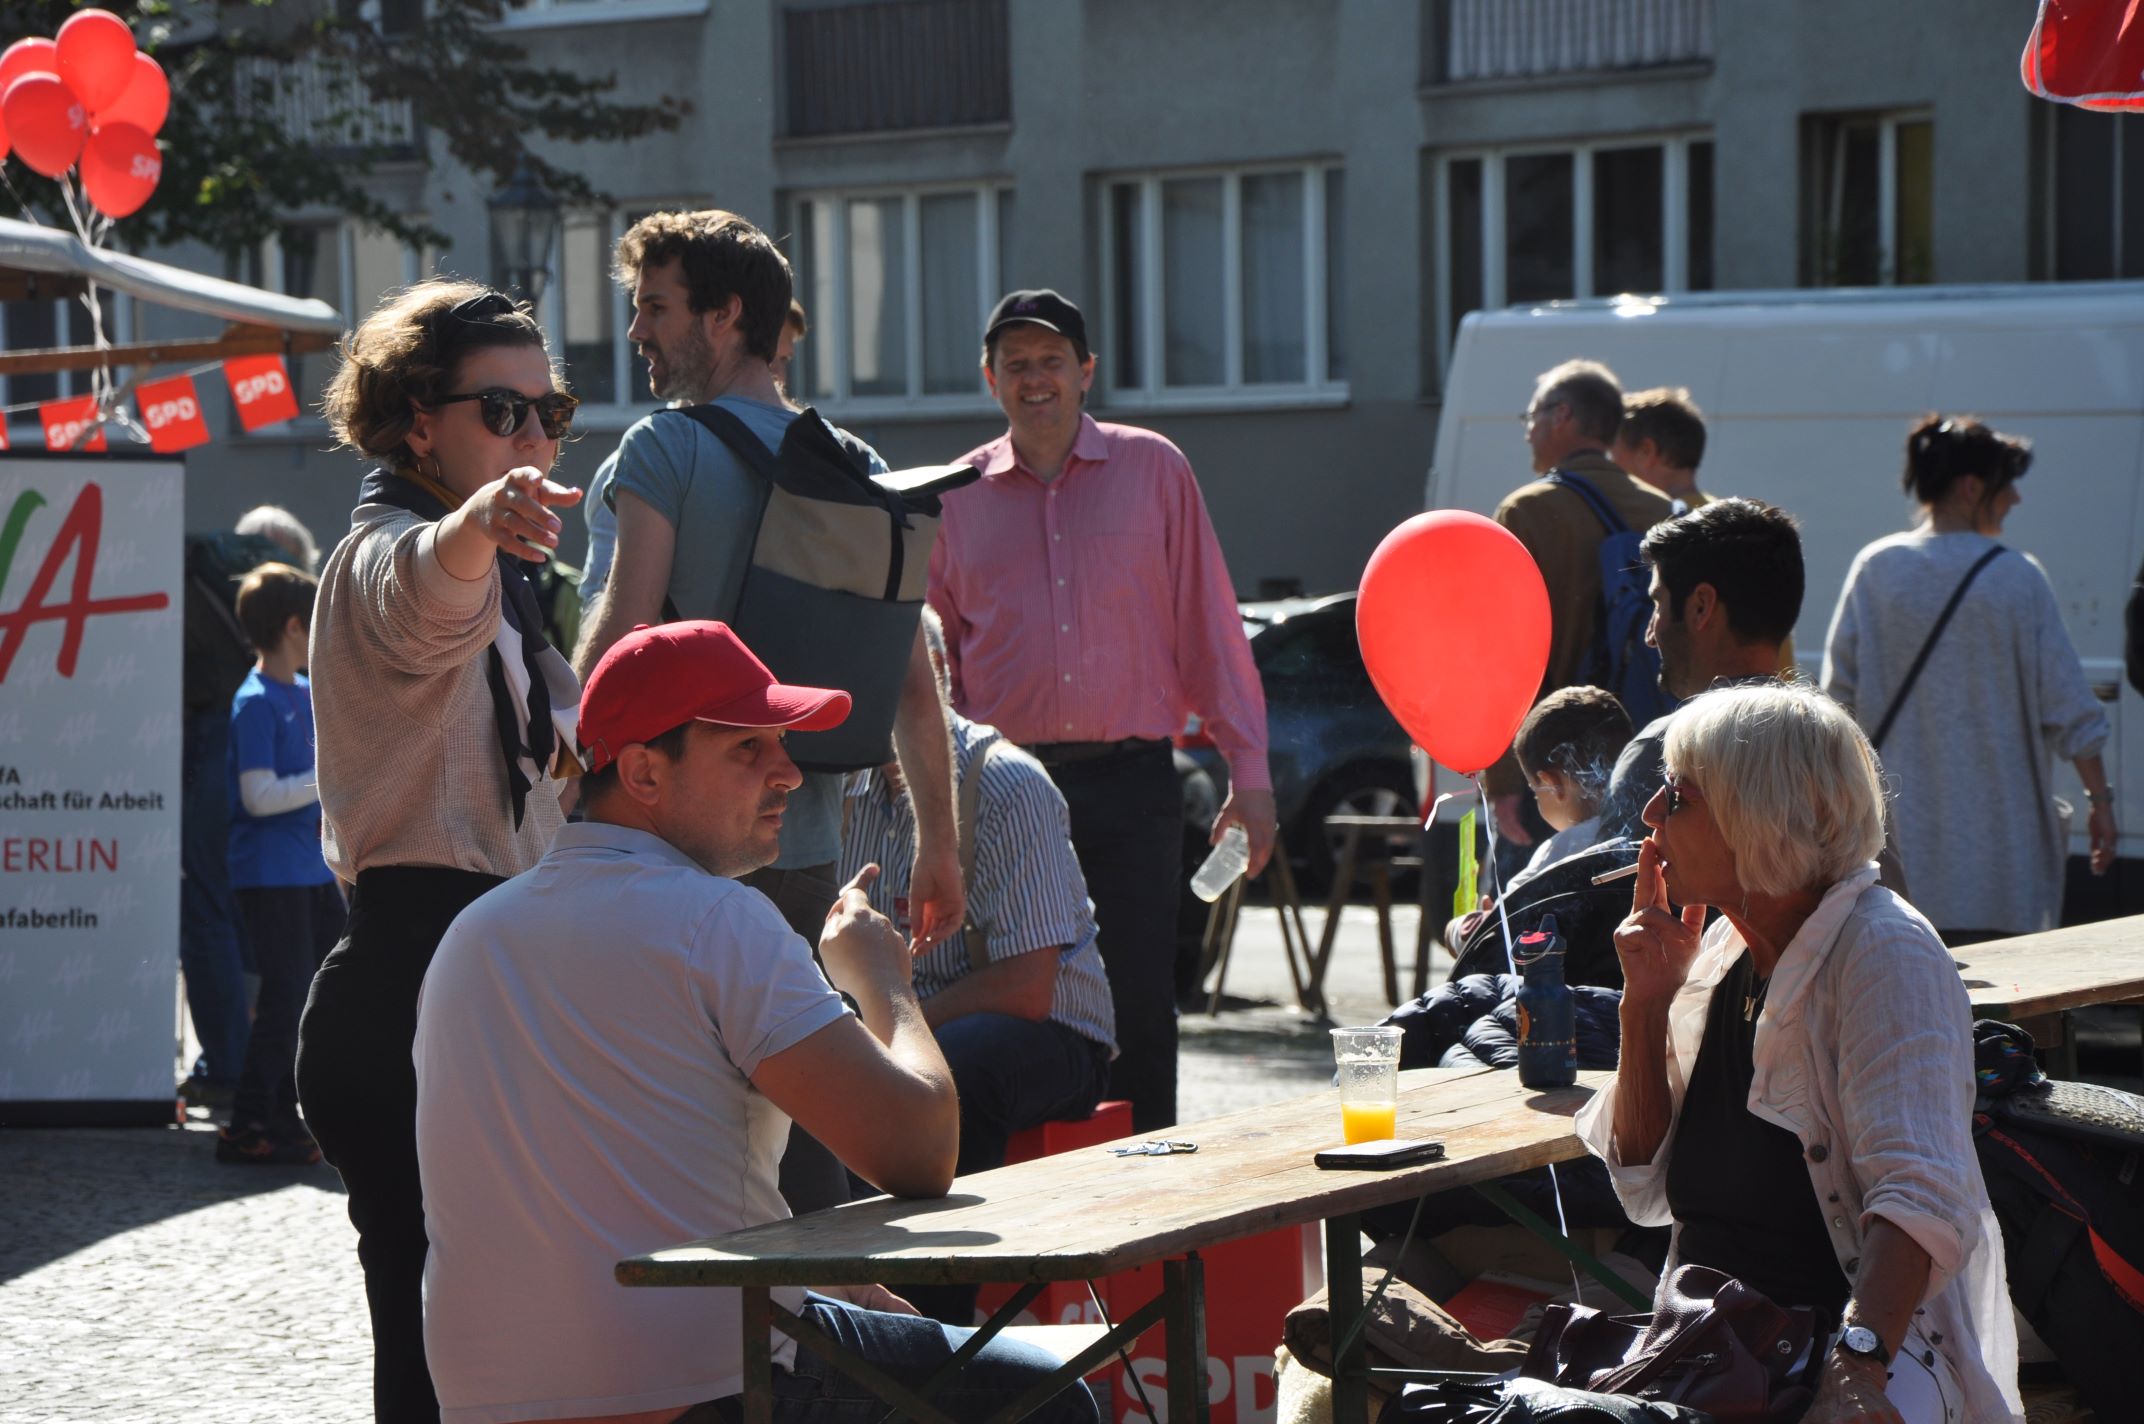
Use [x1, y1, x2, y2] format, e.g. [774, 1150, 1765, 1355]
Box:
[661, 403, 977, 771]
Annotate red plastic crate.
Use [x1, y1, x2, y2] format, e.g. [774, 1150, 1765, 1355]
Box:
[973, 1101, 1136, 1331]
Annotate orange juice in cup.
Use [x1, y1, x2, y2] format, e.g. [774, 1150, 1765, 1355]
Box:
[1342, 1101, 1398, 1143]
[1331, 1026, 1403, 1143]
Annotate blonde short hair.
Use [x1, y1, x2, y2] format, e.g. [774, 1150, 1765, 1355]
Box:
[1662, 683, 1886, 897]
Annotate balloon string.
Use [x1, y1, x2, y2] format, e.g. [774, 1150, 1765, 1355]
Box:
[1472, 771, 1583, 1302]
[1474, 775, 1520, 977]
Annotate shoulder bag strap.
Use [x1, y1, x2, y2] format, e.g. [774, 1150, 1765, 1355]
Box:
[1868, 545, 2008, 752]
[664, 403, 780, 480]
[958, 733, 1005, 972]
[1544, 469, 1629, 535]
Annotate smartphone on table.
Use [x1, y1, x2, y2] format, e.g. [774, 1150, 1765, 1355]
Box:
[1313, 1139, 1446, 1170]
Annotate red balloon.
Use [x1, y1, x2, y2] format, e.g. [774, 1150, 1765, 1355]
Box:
[3, 72, 85, 178]
[97, 52, 166, 136]
[56, 9, 136, 114]
[0, 38, 57, 96]
[1357, 511, 1551, 778]
[80, 120, 157, 218]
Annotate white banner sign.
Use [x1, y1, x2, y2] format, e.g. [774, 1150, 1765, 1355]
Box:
[0, 455, 182, 1120]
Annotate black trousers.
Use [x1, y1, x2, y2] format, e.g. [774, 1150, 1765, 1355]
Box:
[233, 882, 345, 1136]
[741, 860, 855, 1217]
[1049, 743, 1184, 1134]
[296, 865, 503, 1424]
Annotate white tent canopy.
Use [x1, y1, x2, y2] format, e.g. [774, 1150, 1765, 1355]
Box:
[0, 216, 344, 376]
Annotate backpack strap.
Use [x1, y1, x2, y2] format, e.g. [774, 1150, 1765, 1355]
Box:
[1868, 545, 2008, 751]
[958, 732, 1006, 973]
[1544, 469, 1631, 536]
[663, 403, 781, 480]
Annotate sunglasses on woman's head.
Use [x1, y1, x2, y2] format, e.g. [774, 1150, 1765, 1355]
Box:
[434, 387, 578, 439]
[446, 289, 521, 325]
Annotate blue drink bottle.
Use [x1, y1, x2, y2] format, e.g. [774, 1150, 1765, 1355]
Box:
[1514, 914, 1577, 1090]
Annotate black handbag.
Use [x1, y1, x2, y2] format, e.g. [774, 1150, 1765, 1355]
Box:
[1377, 1377, 1714, 1424]
[1519, 1265, 1816, 1424]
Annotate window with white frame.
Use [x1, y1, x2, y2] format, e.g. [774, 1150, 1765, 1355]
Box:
[1438, 134, 1713, 358]
[2048, 106, 2144, 279]
[1100, 162, 1345, 404]
[548, 206, 663, 414]
[1801, 110, 1932, 287]
[251, 220, 430, 419]
[781, 183, 1011, 410]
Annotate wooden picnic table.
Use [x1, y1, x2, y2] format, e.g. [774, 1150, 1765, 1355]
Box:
[618, 1065, 1609, 1424]
[1957, 913, 2144, 1019]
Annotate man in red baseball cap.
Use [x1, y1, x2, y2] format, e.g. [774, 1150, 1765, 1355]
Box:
[412, 621, 1097, 1424]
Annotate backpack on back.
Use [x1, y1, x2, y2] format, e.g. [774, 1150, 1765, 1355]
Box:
[659, 403, 976, 772]
[182, 531, 287, 714]
[1544, 471, 1677, 727]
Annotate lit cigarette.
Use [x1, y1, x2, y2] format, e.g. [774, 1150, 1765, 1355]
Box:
[1591, 863, 1641, 886]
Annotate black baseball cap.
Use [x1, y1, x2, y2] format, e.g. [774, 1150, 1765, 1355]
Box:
[983, 289, 1088, 351]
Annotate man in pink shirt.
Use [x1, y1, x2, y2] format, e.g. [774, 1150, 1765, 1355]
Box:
[927, 289, 1273, 1133]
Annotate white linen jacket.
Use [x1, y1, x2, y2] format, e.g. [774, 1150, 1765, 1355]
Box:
[1573, 866, 2022, 1424]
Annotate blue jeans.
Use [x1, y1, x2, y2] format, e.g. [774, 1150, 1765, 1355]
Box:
[180, 704, 249, 1085]
[692, 1294, 1096, 1424]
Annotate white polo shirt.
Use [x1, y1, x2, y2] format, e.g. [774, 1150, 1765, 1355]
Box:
[414, 820, 851, 1424]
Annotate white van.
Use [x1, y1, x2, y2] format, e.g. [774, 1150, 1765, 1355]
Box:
[1426, 282, 2144, 869]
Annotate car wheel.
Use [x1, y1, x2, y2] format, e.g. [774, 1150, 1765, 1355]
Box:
[1295, 764, 1419, 898]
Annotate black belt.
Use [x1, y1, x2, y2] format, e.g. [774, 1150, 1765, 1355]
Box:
[1025, 736, 1168, 767]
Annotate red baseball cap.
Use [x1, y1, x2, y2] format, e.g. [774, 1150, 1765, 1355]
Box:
[578, 621, 851, 773]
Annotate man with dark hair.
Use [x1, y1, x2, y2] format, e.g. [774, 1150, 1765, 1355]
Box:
[1593, 497, 1805, 841]
[1612, 386, 1709, 506]
[578, 209, 962, 1215]
[1487, 359, 1675, 854]
[927, 288, 1270, 1134]
[417, 620, 1095, 1424]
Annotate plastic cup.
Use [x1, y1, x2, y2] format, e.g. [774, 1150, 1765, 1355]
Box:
[1331, 1026, 1403, 1143]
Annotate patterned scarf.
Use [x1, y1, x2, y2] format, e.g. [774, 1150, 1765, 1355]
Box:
[356, 467, 557, 828]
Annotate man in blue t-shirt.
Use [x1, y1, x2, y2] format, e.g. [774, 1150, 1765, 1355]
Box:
[223, 562, 346, 1165]
[574, 210, 963, 1215]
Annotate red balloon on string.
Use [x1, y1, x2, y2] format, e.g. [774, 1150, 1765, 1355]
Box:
[56, 9, 137, 114]
[0, 103, 11, 165]
[1357, 511, 1552, 778]
[0, 38, 56, 96]
[3, 72, 86, 178]
[96, 52, 166, 136]
[80, 121, 157, 218]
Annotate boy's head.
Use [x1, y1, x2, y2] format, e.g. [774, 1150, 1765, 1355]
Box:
[235, 562, 318, 662]
[1514, 686, 1635, 832]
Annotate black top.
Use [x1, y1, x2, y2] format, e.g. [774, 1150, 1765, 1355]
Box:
[1664, 951, 1851, 1315]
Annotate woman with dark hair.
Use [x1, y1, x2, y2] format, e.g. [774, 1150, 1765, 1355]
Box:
[297, 279, 582, 1423]
[1822, 414, 2112, 943]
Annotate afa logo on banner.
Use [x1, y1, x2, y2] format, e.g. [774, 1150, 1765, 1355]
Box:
[0, 457, 182, 1117]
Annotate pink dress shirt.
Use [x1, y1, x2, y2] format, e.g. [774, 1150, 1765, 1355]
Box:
[927, 415, 1270, 792]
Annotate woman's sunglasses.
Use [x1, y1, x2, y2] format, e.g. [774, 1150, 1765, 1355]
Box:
[1662, 773, 1696, 817]
[434, 387, 578, 440]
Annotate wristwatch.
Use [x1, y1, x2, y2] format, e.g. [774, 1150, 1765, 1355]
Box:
[1835, 1324, 1891, 1367]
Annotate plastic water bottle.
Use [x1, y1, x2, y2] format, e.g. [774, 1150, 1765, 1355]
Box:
[1514, 914, 1577, 1090]
[1190, 823, 1251, 902]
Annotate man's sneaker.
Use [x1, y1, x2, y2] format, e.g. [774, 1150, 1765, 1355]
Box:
[215, 1124, 322, 1166]
[179, 1077, 234, 1110]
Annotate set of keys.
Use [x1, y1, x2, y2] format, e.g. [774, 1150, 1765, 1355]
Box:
[1109, 1139, 1198, 1156]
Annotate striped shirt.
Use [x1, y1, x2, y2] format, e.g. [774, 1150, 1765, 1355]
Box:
[840, 718, 1117, 1054]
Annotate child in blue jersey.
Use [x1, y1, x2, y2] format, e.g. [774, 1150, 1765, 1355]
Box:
[223, 563, 346, 1165]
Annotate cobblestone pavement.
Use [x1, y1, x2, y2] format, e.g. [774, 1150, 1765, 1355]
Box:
[0, 905, 1429, 1422]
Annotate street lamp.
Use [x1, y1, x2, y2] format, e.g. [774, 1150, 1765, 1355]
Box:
[488, 161, 561, 307]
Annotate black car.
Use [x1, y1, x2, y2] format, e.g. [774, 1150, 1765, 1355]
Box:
[1178, 592, 1418, 896]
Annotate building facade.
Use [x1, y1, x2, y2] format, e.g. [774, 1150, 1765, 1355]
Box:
[105, 0, 2107, 593]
